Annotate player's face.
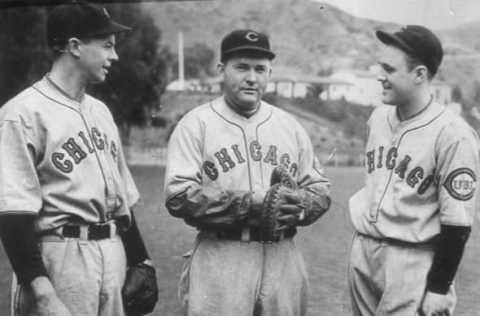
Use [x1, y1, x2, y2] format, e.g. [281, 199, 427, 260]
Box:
[377, 45, 416, 106]
[78, 34, 119, 84]
[220, 56, 271, 112]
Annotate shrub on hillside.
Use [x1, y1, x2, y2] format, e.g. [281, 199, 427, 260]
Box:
[151, 115, 170, 128]
[263, 93, 373, 141]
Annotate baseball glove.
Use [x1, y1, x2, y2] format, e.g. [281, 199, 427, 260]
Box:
[122, 262, 158, 315]
[260, 165, 331, 241]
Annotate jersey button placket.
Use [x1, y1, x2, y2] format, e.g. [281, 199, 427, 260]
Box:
[105, 176, 119, 218]
[80, 108, 112, 222]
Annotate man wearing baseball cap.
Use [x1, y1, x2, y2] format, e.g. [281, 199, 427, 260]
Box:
[348, 25, 479, 316]
[0, 2, 158, 315]
[165, 29, 331, 316]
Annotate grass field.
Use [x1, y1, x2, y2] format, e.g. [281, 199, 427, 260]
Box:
[0, 166, 479, 315]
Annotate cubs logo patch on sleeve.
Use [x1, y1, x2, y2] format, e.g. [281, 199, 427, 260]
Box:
[443, 168, 476, 201]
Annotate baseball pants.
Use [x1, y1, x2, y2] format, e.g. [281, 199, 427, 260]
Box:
[348, 232, 456, 316]
[179, 232, 308, 316]
[12, 234, 127, 316]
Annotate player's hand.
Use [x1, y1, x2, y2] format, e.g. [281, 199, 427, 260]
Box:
[30, 276, 72, 316]
[122, 262, 159, 315]
[419, 291, 454, 316]
[275, 187, 305, 230]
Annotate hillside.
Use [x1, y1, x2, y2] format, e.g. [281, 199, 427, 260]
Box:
[128, 0, 480, 165]
[438, 20, 480, 99]
[142, 0, 480, 104]
[142, 0, 393, 73]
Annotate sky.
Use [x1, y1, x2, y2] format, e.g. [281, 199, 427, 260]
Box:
[317, 0, 480, 29]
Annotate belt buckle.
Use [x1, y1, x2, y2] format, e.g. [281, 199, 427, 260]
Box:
[261, 230, 284, 244]
[79, 225, 89, 243]
[108, 221, 116, 237]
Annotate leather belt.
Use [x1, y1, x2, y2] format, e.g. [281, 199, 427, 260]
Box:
[60, 222, 118, 240]
[356, 232, 435, 249]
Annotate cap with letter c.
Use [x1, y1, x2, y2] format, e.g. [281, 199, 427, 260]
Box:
[47, 0, 131, 49]
[220, 29, 276, 62]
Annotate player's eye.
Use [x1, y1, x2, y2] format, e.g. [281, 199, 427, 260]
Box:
[380, 63, 395, 74]
[235, 64, 250, 71]
[255, 66, 267, 73]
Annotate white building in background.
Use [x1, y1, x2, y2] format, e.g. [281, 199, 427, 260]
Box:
[321, 69, 382, 106]
[266, 75, 352, 99]
[166, 65, 452, 107]
[267, 80, 309, 98]
[320, 67, 452, 107]
[265, 65, 353, 99]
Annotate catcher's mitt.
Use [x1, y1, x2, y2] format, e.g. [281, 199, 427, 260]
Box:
[122, 262, 158, 315]
[260, 166, 298, 241]
[260, 165, 331, 241]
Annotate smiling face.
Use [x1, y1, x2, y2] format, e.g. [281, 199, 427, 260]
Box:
[219, 55, 271, 113]
[377, 45, 417, 107]
[77, 34, 119, 84]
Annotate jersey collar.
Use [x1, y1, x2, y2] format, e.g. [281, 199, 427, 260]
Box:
[213, 96, 272, 125]
[388, 96, 445, 132]
[33, 76, 83, 112]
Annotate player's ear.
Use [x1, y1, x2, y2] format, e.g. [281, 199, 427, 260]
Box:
[66, 37, 82, 58]
[413, 65, 428, 84]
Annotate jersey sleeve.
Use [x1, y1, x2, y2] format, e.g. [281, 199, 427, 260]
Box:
[436, 123, 480, 226]
[164, 114, 250, 229]
[295, 122, 331, 225]
[296, 122, 330, 192]
[117, 140, 140, 209]
[0, 118, 42, 214]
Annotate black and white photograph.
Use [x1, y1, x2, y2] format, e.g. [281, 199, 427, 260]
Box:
[1, 0, 480, 315]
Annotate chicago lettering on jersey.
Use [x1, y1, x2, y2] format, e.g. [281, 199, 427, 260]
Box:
[51, 127, 118, 173]
[202, 141, 298, 181]
[366, 145, 436, 195]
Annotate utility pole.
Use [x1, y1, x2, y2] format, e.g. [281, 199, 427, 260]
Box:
[178, 31, 185, 91]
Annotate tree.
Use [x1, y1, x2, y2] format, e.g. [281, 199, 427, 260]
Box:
[173, 42, 215, 79]
[451, 85, 463, 103]
[0, 7, 50, 105]
[0, 4, 170, 144]
[307, 84, 325, 99]
[90, 3, 171, 143]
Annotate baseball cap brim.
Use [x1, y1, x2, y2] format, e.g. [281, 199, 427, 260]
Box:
[87, 20, 131, 38]
[376, 30, 415, 55]
[223, 46, 276, 60]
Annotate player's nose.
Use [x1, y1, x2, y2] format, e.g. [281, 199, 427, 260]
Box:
[109, 48, 119, 62]
[245, 69, 257, 83]
[377, 74, 386, 83]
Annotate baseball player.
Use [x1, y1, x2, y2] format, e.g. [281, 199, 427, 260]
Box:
[348, 25, 480, 316]
[164, 29, 331, 316]
[0, 2, 158, 316]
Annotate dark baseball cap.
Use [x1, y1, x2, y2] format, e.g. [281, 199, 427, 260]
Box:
[376, 25, 443, 76]
[221, 29, 276, 62]
[47, 1, 131, 48]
